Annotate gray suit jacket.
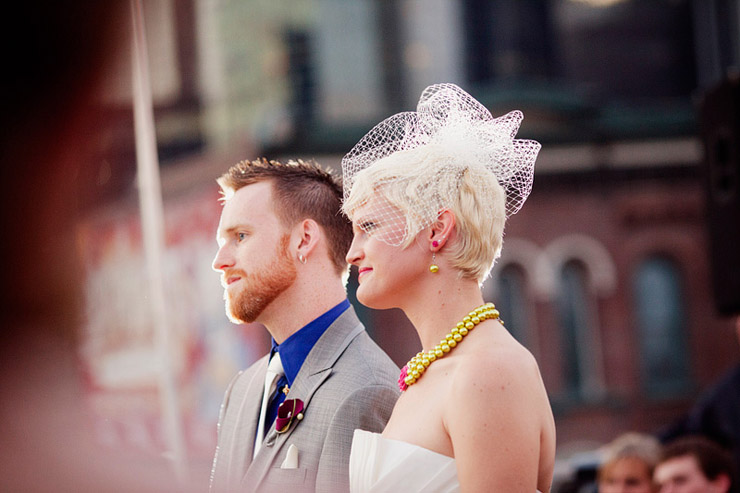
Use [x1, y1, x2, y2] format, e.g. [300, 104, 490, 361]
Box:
[210, 306, 400, 493]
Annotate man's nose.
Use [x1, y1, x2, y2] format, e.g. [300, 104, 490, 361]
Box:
[212, 246, 234, 272]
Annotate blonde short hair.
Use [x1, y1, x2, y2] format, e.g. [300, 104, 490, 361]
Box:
[598, 432, 662, 483]
[343, 143, 506, 284]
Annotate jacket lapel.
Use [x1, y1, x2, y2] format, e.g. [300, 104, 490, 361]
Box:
[221, 354, 267, 489]
[242, 306, 365, 487]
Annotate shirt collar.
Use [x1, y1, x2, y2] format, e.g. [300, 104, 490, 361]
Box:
[270, 299, 350, 385]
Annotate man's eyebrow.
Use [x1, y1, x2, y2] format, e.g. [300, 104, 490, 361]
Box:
[219, 224, 251, 236]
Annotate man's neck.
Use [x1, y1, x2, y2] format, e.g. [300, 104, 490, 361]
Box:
[260, 276, 347, 344]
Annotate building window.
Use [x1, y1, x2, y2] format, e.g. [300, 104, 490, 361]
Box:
[462, 0, 696, 142]
[496, 263, 529, 347]
[285, 29, 315, 125]
[634, 256, 691, 397]
[463, 0, 554, 83]
[556, 259, 602, 401]
[463, 0, 695, 100]
[552, 0, 696, 102]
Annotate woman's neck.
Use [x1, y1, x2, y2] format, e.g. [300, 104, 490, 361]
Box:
[402, 274, 485, 352]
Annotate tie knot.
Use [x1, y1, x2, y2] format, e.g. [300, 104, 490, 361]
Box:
[268, 352, 285, 377]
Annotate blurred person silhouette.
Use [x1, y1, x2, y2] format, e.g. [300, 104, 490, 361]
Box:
[653, 436, 735, 493]
[598, 432, 662, 493]
[661, 318, 740, 480]
[0, 1, 185, 491]
[209, 159, 399, 492]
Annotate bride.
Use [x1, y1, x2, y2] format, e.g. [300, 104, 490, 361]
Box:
[342, 83, 556, 492]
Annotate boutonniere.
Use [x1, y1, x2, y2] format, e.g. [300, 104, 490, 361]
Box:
[275, 398, 304, 434]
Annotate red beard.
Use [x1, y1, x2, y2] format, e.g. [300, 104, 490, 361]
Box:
[225, 234, 297, 324]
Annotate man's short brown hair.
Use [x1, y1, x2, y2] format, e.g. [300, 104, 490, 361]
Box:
[217, 158, 352, 275]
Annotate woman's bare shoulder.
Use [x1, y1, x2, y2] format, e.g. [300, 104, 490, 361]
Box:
[457, 326, 540, 386]
[443, 324, 555, 492]
[444, 326, 551, 428]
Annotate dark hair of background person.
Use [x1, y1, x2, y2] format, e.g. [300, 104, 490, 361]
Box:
[661, 436, 737, 492]
[218, 158, 354, 275]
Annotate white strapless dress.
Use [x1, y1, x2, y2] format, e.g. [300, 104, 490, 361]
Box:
[350, 429, 546, 493]
[349, 429, 460, 492]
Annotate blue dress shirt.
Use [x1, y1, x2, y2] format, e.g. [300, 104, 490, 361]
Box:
[262, 299, 350, 434]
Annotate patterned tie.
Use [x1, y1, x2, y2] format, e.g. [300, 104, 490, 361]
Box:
[254, 353, 284, 458]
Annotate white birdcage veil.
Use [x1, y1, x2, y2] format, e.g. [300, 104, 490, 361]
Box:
[342, 83, 540, 246]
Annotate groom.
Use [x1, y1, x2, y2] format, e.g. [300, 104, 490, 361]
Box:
[209, 158, 399, 492]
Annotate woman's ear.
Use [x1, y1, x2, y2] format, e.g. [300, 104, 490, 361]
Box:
[429, 209, 456, 251]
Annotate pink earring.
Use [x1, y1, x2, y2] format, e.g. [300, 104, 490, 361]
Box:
[432, 240, 439, 248]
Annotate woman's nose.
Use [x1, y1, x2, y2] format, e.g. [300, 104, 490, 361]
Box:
[346, 236, 364, 265]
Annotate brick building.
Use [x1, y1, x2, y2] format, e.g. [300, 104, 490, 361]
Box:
[82, 0, 740, 484]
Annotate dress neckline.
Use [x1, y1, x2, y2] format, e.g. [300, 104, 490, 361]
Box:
[355, 430, 455, 461]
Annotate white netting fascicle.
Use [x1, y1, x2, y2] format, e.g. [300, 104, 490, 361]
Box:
[342, 83, 540, 246]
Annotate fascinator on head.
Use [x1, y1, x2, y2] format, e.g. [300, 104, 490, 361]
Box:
[342, 83, 540, 246]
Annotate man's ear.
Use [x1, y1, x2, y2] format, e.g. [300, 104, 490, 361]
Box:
[428, 209, 456, 251]
[294, 219, 321, 259]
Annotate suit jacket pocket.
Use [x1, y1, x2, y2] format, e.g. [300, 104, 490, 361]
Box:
[262, 466, 308, 485]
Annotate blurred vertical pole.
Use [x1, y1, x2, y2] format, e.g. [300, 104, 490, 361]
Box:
[130, 0, 187, 482]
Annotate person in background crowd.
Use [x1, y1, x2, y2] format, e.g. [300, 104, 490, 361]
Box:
[598, 432, 662, 493]
[654, 436, 735, 493]
[661, 317, 740, 482]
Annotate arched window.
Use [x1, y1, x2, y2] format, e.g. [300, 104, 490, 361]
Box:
[486, 239, 542, 358]
[634, 256, 691, 397]
[556, 259, 603, 401]
[496, 263, 529, 346]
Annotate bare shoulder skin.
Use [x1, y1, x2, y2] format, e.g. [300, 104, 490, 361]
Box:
[383, 320, 556, 492]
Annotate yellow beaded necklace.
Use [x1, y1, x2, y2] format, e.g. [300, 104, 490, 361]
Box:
[399, 302, 502, 391]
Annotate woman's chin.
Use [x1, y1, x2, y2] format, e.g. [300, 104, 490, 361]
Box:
[356, 288, 394, 311]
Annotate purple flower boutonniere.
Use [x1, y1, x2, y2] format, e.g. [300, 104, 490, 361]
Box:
[276, 398, 304, 434]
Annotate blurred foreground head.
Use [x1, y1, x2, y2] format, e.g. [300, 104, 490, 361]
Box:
[0, 1, 126, 341]
[0, 2, 185, 490]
